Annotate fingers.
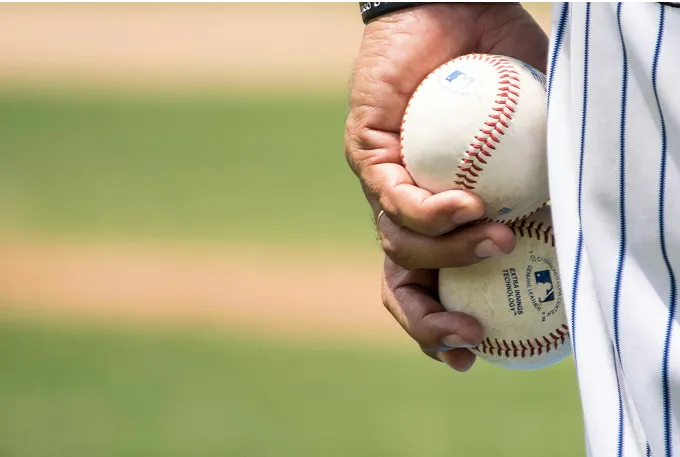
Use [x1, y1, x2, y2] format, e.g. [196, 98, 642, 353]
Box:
[347, 128, 485, 237]
[382, 258, 484, 372]
[378, 172, 487, 237]
[379, 214, 516, 270]
[344, 14, 485, 239]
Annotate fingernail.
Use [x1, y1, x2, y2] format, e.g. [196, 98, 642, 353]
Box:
[474, 239, 504, 259]
[442, 334, 477, 348]
[452, 208, 481, 226]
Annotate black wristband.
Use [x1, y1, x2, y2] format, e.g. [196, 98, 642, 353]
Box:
[359, 0, 520, 24]
[359, 2, 427, 24]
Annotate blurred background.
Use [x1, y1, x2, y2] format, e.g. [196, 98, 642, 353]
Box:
[0, 3, 583, 457]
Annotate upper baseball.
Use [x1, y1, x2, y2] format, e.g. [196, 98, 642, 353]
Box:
[400, 54, 550, 221]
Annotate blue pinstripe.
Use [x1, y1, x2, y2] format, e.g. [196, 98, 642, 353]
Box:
[570, 2, 590, 371]
[547, 2, 569, 113]
[614, 3, 628, 456]
[613, 342, 626, 457]
[652, 5, 677, 457]
[613, 1, 628, 366]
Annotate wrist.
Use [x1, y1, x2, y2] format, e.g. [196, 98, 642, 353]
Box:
[360, 2, 427, 24]
[359, 0, 520, 24]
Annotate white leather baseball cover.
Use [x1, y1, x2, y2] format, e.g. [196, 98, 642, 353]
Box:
[438, 207, 571, 370]
[401, 54, 549, 221]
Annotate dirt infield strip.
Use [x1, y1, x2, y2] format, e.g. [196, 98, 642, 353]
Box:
[0, 239, 409, 342]
[0, 3, 552, 340]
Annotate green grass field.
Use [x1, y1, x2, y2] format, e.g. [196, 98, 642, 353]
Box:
[0, 90, 585, 456]
[0, 319, 583, 457]
[0, 91, 374, 247]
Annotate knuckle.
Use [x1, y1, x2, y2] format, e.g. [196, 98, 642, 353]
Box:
[381, 285, 412, 333]
[409, 321, 433, 345]
[420, 224, 446, 237]
[379, 231, 401, 261]
[396, 255, 419, 271]
[411, 329, 443, 352]
[411, 315, 452, 352]
[380, 231, 422, 270]
[344, 116, 363, 174]
[378, 194, 402, 226]
[344, 111, 372, 151]
[409, 325, 430, 346]
[381, 292, 396, 317]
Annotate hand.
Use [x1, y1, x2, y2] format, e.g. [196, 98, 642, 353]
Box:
[345, 3, 549, 371]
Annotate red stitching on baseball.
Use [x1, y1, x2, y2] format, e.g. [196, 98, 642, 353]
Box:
[459, 167, 479, 178]
[484, 202, 547, 225]
[506, 210, 556, 247]
[474, 326, 567, 359]
[475, 320, 568, 359]
[466, 152, 487, 165]
[400, 54, 531, 207]
[454, 174, 476, 184]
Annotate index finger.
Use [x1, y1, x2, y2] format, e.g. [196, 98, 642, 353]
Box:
[348, 128, 486, 236]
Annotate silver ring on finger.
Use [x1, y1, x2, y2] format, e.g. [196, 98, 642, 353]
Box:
[376, 209, 386, 226]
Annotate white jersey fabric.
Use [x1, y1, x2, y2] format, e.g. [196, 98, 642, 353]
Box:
[547, 2, 680, 456]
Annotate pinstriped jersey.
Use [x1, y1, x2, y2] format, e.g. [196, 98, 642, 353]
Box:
[547, 3, 680, 456]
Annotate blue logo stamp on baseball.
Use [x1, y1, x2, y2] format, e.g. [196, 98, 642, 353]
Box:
[526, 252, 562, 321]
[534, 269, 555, 303]
[443, 69, 476, 92]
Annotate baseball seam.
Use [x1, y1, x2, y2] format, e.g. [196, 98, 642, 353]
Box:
[474, 324, 569, 359]
[454, 54, 520, 196]
[400, 54, 517, 169]
[401, 54, 548, 224]
[507, 213, 556, 247]
[474, 215, 567, 360]
[479, 201, 548, 225]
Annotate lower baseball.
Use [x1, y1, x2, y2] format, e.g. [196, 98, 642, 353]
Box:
[438, 206, 571, 370]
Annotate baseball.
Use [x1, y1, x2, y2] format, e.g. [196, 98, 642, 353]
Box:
[438, 206, 570, 370]
[400, 53, 549, 222]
